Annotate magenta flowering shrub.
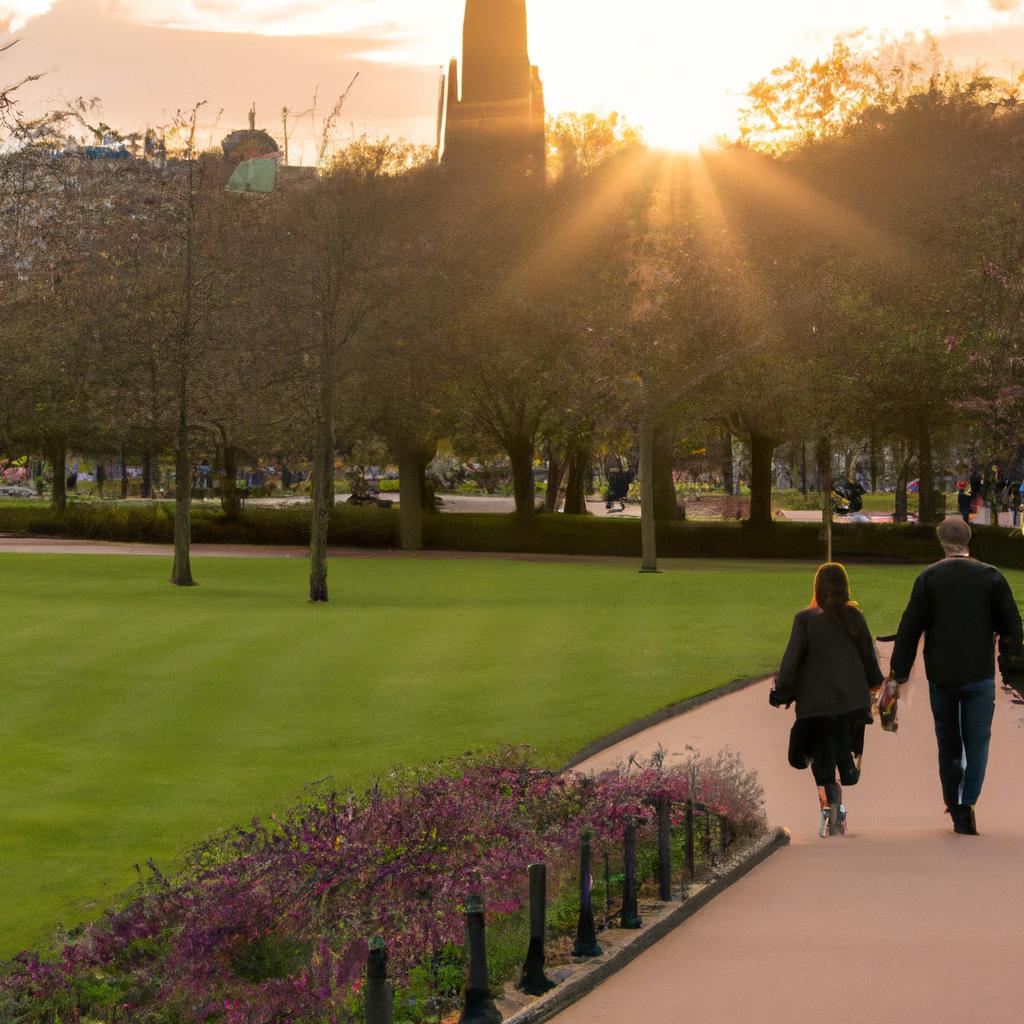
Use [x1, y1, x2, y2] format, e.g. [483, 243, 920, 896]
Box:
[1, 747, 764, 1024]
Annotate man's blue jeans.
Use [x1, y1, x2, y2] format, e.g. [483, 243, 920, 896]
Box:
[928, 678, 996, 807]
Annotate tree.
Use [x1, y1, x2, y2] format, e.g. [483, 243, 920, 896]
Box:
[269, 139, 422, 600]
[547, 110, 643, 180]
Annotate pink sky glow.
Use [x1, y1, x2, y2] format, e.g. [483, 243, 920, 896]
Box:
[3, 1, 1024, 156]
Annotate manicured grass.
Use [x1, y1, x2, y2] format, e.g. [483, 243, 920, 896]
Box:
[4, 553, 1017, 958]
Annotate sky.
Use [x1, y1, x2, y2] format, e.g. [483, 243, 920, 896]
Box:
[3, 1, 1024, 156]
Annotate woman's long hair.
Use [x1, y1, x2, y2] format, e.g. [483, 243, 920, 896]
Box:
[811, 562, 861, 640]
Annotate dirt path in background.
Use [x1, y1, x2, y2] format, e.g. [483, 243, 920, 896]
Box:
[0, 536, 642, 565]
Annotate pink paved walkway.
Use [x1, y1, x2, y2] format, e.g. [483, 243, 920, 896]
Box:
[558, 645, 1024, 1023]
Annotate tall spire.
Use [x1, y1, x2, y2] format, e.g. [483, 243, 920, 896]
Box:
[461, 0, 531, 105]
[439, 0, 545, 181]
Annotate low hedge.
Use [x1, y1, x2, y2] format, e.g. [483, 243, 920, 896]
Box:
[424, 514, 957, 562]
[2, 502, 1023, 569]
[0, 503, 400, 549]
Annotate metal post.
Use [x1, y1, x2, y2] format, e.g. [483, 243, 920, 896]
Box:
[684, 768, 696, 884]
[518, 864, 555, 995]
[365, 937, 393, 1024]
[705, 806, 715, 868]
[603, 851, 611, 930]
[573, 832, 602, 957]
[620, 822, 642, 929]
[459, 894, 501, 1024]
[657, 795, 672, 901]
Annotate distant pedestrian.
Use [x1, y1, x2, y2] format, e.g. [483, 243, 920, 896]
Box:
[957, 481, 972, 523]
[604, 464, 631, 512]
[890, 517, 1023, 835]
[770, 563, 884, 837]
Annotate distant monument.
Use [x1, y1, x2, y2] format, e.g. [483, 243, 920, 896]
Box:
[438, 0, 546, 180]
[221, 104, 280, 167]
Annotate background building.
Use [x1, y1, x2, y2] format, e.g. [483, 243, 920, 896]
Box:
[438, 0, 546, 181]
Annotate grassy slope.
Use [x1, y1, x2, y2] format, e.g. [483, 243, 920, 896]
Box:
[3, 553, 1005, 956]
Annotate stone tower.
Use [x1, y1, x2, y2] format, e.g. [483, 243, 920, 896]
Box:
[438, 0, 545, 180]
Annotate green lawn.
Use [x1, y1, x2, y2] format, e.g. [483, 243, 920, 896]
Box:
[2, 553, 1001, 957]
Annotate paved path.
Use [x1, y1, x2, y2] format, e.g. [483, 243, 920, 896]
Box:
[558, 645, 1024, 1024]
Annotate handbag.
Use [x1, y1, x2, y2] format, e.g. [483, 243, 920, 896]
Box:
[876, 677, 899, 733]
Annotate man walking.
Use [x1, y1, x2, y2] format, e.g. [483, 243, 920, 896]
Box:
[891, 517, 1022, 835]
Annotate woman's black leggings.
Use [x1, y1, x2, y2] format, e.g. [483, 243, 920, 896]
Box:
[788, 715, 866, 788]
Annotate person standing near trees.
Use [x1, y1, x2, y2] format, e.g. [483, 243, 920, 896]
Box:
[770, 563, 884, 837]
[957, 480, 972, 523]
[890, 517, 1023, 835]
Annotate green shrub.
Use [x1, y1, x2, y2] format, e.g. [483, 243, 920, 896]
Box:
[4, 500, 1024, 570]
[228, 934, 313, 983]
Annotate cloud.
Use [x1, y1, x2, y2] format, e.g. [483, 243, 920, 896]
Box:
[0, 1, 54, 33]
[105, 1, 458, 49]
[988, 0, 1019, 10]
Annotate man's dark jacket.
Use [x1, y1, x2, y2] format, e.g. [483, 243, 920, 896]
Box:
[891, 557, 1023, 687]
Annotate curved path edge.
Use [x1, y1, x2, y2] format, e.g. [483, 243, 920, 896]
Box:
[502, 827, 790, 1024]
[562, 674, 771, 771]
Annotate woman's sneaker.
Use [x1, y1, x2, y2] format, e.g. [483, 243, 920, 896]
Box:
[833, 805, 847, 835]
[818, 807, 831, 838]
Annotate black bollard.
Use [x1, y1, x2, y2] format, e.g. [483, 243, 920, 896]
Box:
[518, 864, 555, 995]
[572, 831, 603, 957]
[656, 794, 672, 901]
[603, 851, 611, 930]
[459, 894, 501, 1024]
[684, 768, 696, 884]
[620, 821, 642, 929]
[365, 936, 393, 1024]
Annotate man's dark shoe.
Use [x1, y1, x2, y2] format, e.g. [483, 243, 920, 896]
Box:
[951, 804, 979, 835]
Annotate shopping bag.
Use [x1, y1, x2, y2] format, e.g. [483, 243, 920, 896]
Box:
[876, 677, 899, 733]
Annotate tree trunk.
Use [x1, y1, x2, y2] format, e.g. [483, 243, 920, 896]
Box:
[652, 429, 679, 519]
[170, 390, 196, 587]
[509, 439, 537, 516]
[918, 421, 937, 524]
[309, 417, 334, 603]
[800, 442, 808, 495]
[120, 447, 129, 499]
[816, 437, 833, 563]
[50, 445, 67, 513]
[398, 446, 429, 551]
[721, 427, 734, 496]
[869, 436, 878, 493]
[640, 419, 658, 571]
[563, 443, 590, 515]
[748, 432, 776, 527]
[219, 439, 242, 521]
[142, 450, 154, 499]
[543, 441, 565, 514]
[894, 453, 910, 524]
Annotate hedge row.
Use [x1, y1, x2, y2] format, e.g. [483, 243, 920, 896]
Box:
[2, 502, 1023, 569]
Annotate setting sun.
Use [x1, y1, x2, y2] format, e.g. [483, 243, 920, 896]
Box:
[3, 0, 1024, 153]
[524, 1, 1024, 151]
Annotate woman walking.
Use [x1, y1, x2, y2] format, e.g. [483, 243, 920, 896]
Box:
[770, 563, 884, 837]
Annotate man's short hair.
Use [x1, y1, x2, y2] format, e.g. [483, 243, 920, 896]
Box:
[937, 517, 971, 549]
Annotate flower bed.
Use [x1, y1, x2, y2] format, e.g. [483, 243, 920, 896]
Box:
[1, 748, 765, 1024]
